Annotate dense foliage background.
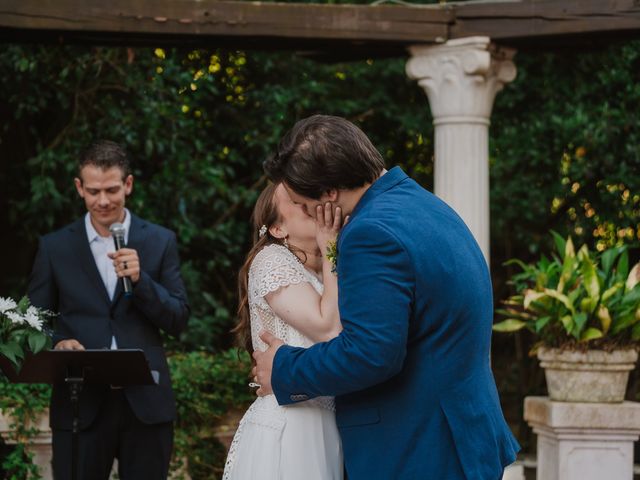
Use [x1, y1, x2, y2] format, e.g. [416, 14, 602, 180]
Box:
[0, 30, 638, 477]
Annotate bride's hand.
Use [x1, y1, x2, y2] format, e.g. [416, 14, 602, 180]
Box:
[315, 202, 344, 256]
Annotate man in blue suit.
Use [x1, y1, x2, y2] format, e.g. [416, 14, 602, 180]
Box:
[28, 140, 189, 479]
[255, 115, 519, 479]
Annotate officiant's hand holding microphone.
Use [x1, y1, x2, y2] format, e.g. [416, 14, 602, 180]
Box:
[108, 222, 139, 297]
[108, 248, 140, 284]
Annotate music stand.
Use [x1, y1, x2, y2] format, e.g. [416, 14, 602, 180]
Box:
[0, 349, 156, 480]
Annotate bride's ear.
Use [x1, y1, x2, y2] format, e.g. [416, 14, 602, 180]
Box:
[269, 223, 287, 240]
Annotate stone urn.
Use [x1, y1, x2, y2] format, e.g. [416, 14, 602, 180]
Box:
[538, 347, 638, 402]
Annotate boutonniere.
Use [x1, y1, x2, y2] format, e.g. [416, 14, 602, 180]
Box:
[326, 240, 338, 274]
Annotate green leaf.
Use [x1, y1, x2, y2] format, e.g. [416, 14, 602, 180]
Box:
[617, 251, 630, 281]
[622, 285, 640, 306]
[627, 263, 640, 291]
[573, 312, 588, 336]
[503, 259, 530, 272]
[602, 282, 623, 303]
[534, 316, 551, 333]
[17, 296, 30, 314]
[602, 247, 624, 277]
[580, 327, 604, 342]
[557, 252, 576, 294]
[577, 244, 589, 261]
[580, 297, 594, 313]
[543, 288, 575, 314]
[495, 308, 534, 321]
[492, 319, 527, 332]
[568, 288, 582, 305]
[551, 231, 566, 260]
[611, 312, 638, 335]
[597, 305, 612, 333]
[523, 290, 546, 309]
[28, 332, 48, 354]
[561, 315, 574, 334]
[580, 256, 600, 301]
[0, 346, 18, 366]
[0, 342, 24, 366]
[565, 236, 575, 259]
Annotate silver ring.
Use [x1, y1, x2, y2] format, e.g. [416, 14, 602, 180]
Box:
[248, 382, 261, 388]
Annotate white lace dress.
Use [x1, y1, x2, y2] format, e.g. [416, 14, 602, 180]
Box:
[223, 244, 343, 480]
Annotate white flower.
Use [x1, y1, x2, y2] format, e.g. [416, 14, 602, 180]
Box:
[24, 306, 43, 331]
[6, 311, 25, 325]
[0, 297, 17, 314]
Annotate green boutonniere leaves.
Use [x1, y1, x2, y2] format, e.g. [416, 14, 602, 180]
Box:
[326, 241, 338, 274]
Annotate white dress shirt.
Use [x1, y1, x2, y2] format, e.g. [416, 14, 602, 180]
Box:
[84, 209, 131, 349]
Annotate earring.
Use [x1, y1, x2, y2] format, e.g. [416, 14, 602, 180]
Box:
[284, 237, 289, 248]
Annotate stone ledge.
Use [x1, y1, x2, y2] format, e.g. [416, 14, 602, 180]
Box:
[524, 396, 640, 430]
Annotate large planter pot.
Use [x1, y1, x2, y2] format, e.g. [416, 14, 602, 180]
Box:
[538, 347, 638, 403]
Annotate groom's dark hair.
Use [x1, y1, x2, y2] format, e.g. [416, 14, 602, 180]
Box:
[263, 115, 385, 199]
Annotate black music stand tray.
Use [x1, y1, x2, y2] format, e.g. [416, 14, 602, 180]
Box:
[0, 349, 156, 480]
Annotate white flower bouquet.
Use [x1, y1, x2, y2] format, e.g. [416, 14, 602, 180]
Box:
[0, 296, 53, 370]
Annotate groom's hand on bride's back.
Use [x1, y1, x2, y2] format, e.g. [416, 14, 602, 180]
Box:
[252, 331, 285, 397]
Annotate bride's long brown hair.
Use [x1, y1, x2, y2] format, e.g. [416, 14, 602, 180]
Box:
[234, 183, 284, 355]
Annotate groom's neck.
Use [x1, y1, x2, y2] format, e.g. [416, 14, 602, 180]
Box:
[339, 168, 387, 215]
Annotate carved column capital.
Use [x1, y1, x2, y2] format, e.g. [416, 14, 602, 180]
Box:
[406, 36, 516, 125]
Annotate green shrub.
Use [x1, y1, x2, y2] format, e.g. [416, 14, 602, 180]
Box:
[0, 380, 50, 479]
[169, 349, 254, 479]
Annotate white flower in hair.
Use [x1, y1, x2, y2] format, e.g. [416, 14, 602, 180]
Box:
[259, 225, 268, 238]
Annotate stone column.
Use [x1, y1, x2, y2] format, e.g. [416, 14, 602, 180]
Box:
[524, 396, 640, 480]
[406, 36, 516, 262]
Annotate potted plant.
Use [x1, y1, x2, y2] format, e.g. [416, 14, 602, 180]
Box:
[493, 233, 640, 402]
[0, 296, 52, 370]
[0, 297, 53, 478]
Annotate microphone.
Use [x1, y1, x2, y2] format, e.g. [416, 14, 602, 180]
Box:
[109, 222, 133, 297]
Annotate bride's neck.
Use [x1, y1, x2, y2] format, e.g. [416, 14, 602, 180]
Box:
[292, 245, 322, 274]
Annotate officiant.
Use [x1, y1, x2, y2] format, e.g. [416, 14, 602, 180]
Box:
[27, 140, 190, 479]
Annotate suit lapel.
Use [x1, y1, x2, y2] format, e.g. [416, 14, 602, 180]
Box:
[111, 214, 148, 308]
[69, 218, 112, 308]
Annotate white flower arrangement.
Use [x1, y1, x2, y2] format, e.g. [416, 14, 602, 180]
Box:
[0, 296, 53, 369]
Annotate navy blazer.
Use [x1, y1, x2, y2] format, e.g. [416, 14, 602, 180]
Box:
[28, 214, 189, 430]
[272, 167, 519, 479]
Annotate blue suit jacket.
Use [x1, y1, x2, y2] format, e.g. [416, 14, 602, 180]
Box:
[272, 167, 519, 479]
[28, 214, 190, 430]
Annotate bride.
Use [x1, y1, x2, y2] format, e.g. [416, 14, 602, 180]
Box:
[223, 182, 345, 480]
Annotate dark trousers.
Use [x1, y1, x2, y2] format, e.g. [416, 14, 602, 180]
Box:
[52, 389, 173, 480]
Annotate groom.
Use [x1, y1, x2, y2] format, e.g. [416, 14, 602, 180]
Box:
[254, 115, 519, 479]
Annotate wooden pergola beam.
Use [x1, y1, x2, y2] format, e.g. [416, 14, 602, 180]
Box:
[0, 0, 639, 54]
[0, 0, 451, 49]
[452, 0, 640, 46]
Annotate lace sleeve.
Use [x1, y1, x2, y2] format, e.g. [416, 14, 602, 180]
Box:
[248, 244, 310, 304]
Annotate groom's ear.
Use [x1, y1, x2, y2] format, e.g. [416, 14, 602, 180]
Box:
[325, 189, 339, 202]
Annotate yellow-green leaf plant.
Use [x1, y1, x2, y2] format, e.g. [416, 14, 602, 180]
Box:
[493, 232, 640, 349]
